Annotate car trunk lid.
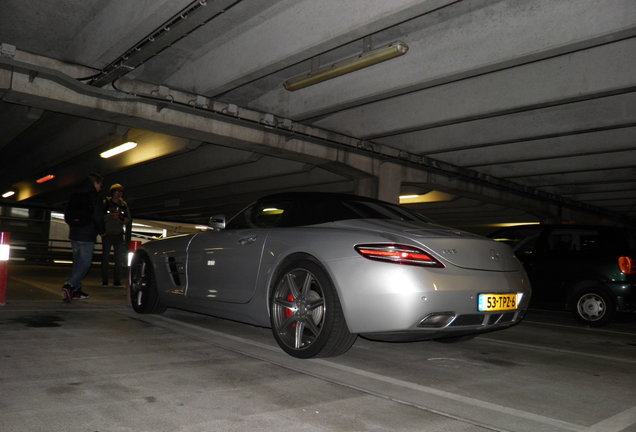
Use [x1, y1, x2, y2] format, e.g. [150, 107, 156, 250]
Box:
[329, 219, 520, 271]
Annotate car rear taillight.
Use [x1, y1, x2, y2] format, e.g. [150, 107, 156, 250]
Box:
[355, 244, 444, 268]
[618, 256, 636, 275]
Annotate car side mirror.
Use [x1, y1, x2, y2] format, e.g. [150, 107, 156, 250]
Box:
[209, 215, 226, 231]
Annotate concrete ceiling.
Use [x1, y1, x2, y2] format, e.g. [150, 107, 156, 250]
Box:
[0, 0, 635, 233]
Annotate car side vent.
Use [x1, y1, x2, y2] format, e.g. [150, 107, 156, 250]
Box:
[450, 314, 484, 326]
[167, 257, 183, 286]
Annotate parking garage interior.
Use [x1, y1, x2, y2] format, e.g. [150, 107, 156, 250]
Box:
[0, 1, 635, 431]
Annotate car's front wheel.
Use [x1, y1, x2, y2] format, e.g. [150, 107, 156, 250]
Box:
[269, 259, 356, 358]
[573, 287, 615, 327]
[130, 253, 167, 314]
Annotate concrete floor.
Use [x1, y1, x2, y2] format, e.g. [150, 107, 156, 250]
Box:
[1, 264, 635, 432]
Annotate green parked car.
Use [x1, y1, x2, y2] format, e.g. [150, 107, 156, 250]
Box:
[489, 224, 636, 326]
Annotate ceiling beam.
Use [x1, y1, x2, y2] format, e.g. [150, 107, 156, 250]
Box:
[1, 54, 634, 226]
[251, 0, 636, 121]
[313, 37, 636, 138]
[163, 0, 458, 96]
[88, 0, 242, 87]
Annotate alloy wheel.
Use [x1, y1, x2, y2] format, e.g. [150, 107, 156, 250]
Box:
[271, 268, 326, 351]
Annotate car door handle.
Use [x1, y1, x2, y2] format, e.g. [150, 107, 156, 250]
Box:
[238, 235, 257, 245]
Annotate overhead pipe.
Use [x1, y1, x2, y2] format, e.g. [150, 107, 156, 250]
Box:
[88, 0, 243, 87]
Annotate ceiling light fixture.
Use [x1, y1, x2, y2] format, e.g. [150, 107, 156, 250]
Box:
[2, 191, 15, 198]
[399, 191, 455, 204]
[284, 41, 408, 91]
[489, 222, 541, 228]
[100, 141, 138, 159]
[36, 174, 55, 184]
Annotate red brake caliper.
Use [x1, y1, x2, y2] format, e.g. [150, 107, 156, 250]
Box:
[285, 294, 294, 318]
[286, 294, 297, 327]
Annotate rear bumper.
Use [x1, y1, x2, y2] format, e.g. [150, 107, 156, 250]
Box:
[361, 309, 527, 341]
[606, 282, 636, 312]
[327, 256, 532, 334]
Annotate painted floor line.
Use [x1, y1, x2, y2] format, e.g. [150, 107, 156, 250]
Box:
[150, 313, 585, 432]
[523, 318, 636, 336]
[9, 277, 63, 297]
[478, 336, 636, 365]
[585, 405, 636, 432]
[6, 297, 627, 432]
[313, 358, 584, 432]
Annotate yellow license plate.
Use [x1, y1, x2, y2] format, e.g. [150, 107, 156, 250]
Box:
[478, 293, 518, 312]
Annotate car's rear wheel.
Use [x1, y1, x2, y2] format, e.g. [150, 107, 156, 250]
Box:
[269, 259, 356, 358]
[130, 253, 166, 314]
[573, 288, 614, 327]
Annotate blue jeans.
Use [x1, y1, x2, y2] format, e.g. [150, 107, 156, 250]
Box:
[67, 240, 95, 290]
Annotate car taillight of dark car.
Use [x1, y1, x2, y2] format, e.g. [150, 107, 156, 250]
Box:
[618, 256, 636, 275]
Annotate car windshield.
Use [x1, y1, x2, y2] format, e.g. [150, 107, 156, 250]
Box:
[226, 194, 432, 229]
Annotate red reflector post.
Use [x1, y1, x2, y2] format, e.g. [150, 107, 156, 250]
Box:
[618, 256, 636, 275]
[128, 241, 141, 267]
[127, 241, 142, 303]
[0, 232, 11, 306]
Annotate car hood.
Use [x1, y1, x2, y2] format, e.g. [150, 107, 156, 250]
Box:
[326, 219, 520, 272]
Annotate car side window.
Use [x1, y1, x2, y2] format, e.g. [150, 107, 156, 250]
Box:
[514, 234, 541, 257]
[490, 227, 542, 258]
[300, 197, 432, 225]
[226, 200, 295, 229]
[490, 228, 539, 248]
[579, 230, 602, 252]
[546, 229, 601, 253]
[547, 231, 576, 253]
[253, 202, 291, 228]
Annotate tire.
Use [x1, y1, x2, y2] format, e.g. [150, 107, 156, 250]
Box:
[130, 253, 167, 314]
[572, 287, 615, 327]
[269, 259, 357, 358]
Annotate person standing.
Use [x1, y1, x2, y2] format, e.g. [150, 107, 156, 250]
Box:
[62, 173, 105, 302]
[101, 183, 132, 288]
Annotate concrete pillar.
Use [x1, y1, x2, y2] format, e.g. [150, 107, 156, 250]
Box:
[378, 162, 402, 203]
[354, 177, 377, 199]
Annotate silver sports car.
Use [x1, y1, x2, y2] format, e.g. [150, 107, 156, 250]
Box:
[130, 192, 531, 358]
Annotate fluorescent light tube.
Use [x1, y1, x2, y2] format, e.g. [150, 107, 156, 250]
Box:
[100, 141, 138, 158]
[284, 42, 408, 91]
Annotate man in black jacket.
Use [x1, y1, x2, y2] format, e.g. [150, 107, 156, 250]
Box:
[62, 173, 104, 302]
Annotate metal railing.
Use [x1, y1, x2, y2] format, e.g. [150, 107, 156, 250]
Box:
[6, 237, 155, 264]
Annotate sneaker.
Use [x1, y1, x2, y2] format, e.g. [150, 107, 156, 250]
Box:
[72, 290, 89, 300]
[102, 281, 109, 288]
[62, 284, 73, 303]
